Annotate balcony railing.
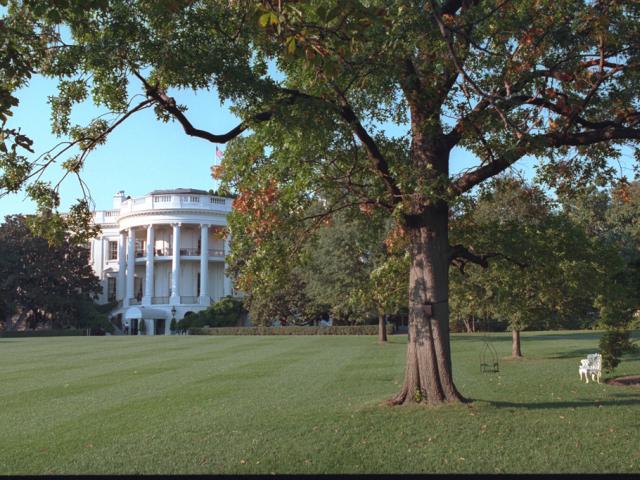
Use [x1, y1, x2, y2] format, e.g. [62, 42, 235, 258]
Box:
[134, 247, 225, 258]
[180, 296, 198, 304]
[151, 296, 170, 304]
[129, 298, 141, 305]
[120, 194, 232, 215]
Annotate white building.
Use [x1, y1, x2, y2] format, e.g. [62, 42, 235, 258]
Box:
[90, 188, 234, 335]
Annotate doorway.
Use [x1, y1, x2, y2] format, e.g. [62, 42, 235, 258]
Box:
[155, 318, 166, 335]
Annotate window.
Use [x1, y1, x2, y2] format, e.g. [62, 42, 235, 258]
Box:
[107, 277, 116, 302]
[108, 241, 118, 261]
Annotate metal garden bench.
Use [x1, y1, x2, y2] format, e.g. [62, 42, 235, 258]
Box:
[578, 353, 602, 383]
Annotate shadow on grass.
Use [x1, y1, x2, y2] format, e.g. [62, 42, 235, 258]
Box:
[475, 397, 640, 410]
[453, 332, 606, 342]
[547, 348, 602, 359]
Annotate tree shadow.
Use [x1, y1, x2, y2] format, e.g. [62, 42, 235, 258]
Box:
[453, 335, 512, 342]
[547, 348, 601, 359]
[474, 397, 640, 410]
[522, 332, 603, 341]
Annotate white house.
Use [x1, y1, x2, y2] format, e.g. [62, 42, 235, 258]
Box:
[89, 188, 235, 335]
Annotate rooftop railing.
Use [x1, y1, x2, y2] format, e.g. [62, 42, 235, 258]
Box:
[120, 194, 232, 215]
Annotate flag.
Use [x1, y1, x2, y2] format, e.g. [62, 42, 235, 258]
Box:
[216, 146, 223, 159]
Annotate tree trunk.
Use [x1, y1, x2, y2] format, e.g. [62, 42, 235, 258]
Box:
[389, 206, 466, 406]
[511, 329, 523, 357]
[463, 316, 475, 333]
[378, 311, 387, 343]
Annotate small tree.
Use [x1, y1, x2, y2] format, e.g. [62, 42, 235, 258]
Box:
[169, 318, 177, 334]
[599, 329, 639, 373]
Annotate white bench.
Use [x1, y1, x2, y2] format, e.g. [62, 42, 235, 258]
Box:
[578, 353, 602, 383]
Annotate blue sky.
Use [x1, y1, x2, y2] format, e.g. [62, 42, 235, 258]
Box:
[1, 75, 241, 217]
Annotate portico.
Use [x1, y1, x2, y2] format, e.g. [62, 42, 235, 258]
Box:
[90, 188, 236, 334]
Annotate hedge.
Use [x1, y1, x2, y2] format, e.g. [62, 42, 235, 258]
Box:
[0, 329, 88, 338]
[189, 324, 395, 336]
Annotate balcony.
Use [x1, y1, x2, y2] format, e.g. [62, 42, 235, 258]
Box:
[151, 296, 170, 305]
[180, 296, 199, 304]
[135, 246, 225, 261]
[119, 193, 232, 217]
[93, 209, 120, 224]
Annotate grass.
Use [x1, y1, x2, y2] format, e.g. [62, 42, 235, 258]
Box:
[0, 330, 639, 474]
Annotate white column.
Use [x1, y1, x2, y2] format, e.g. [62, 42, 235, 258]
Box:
[199, 224, 209, 305]
[223, 233, 232, 297]
[125, 228, 136, 306]
[170, 223, 181, 305]
[117, 231, 126, 302]
[143, 224, 155, 306]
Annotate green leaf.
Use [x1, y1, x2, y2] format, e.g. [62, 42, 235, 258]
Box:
[258, 12, 277, 28]
[286, 37, 296, 55]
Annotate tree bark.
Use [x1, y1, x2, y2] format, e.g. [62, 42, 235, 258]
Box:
[378, 311, 387, 343]
[511, 329, 523, 357]
[389, 205, 466, 405]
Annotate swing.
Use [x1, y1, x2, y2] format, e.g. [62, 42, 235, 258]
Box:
[480, 340, 499, 373]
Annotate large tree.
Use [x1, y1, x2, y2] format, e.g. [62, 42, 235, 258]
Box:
[1, 1, 639, 405]
[0, 215, 102, 330]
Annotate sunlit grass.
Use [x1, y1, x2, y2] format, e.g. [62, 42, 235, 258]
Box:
[0, 330, 638, 474]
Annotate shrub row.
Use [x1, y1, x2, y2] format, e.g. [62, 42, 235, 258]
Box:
[0, 329, 88, 338]
[189, 324, 395, 336]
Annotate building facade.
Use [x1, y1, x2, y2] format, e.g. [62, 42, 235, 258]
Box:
[90, 188, 234, 334]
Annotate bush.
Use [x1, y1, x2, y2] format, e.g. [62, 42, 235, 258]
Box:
[0, 329, 86, 338]
[190, 324, 395, 336]
[170, 318, 177, 333]
[181, 297, 247, 330]
[599, 329, 639, 372]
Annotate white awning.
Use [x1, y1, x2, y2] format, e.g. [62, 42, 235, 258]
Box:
[124, 307, 169, 320]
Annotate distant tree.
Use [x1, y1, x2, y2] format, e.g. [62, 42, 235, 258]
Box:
[450, 176, 613, 356]
[303, 209, 407, 342]
[560, 181, 639, 369]
[0, 215, 102, 331]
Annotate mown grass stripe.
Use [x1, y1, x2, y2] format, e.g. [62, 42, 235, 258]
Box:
[0, 331, 638, 474]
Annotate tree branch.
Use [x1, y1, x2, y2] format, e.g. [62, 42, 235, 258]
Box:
[451, 125, 640, 195]
[133, 70, 274, 144]
[331, 86, 403, 204]
[449, 243, 527, 274]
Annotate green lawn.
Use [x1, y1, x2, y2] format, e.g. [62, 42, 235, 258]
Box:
[0, 331, 639, 474]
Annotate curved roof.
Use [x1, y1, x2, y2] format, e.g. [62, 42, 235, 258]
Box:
[149, 188, 210, 196]
[124, 306, 169, 320]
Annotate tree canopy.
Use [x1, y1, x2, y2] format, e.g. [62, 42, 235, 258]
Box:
[0, 214, 103, 331]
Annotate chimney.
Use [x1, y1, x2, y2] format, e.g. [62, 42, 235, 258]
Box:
[113, 190, 126, 209]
